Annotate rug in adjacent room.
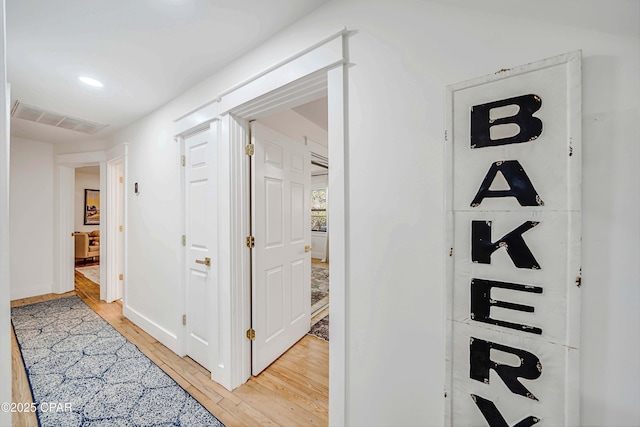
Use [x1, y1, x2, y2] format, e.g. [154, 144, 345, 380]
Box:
[75, 265, 100, 286]
[311, 266, 329, 306]
[309, 315, 329, 342]
[11, 296, 225, 427]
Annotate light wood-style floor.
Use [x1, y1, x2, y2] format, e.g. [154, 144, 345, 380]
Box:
[311, 259, 329, 269]
[11, 271, 329, 426]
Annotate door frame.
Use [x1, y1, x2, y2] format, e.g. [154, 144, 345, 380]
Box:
[54, 145, 128, 304]
[222, 33, 348, 425]
[55, 151, 107, 299]
[174, 29, 350, 424]
[105, 143, 128, 303]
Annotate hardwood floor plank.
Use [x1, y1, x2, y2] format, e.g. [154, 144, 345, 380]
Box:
[243, 378, 326, 426]
[271, 357, 329, 388]
[233, 383, 306, 427]
[11, 269, 329, 426]
[186, 387, 245, 427]
[218, 397, 279, 426]
[255, 370, 329, 415]
[268, 371, 327, 405]
[11, 328, 38, 427]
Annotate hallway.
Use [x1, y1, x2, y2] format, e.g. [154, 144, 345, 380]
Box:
[11, 272, 329, 426]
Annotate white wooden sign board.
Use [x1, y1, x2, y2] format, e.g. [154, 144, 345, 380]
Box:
[445, 51, 582, 426]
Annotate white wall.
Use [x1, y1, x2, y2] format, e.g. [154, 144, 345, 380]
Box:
[0, 0, 10, 421]
[111, 1, 639, 425]
[53, 138, 110, 156]
[116, 116, 183, 352]
[74, 170, 100, 232]
[259, 108, 328, 147]
[10, 137, 54, 300]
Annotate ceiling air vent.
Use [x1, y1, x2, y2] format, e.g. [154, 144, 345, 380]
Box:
[11, 101, 108, 135]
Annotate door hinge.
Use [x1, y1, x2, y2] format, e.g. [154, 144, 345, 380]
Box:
[119, 274, 123, 280]
[245, 144, 255, 156]
[119, 176, 123, 183]
[181, 155, 186, 166]
[444, 130, 448, 142]
[182, 235, 186, 246]
[119, 225, 124, 232]
[246, 236, 255, 248]
[246, 328, 256, 341]
[182, 314, 187, 326]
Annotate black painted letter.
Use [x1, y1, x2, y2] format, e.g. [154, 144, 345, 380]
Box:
[471, 278, 542, 334]
[471, 220, 541, 269]
[471, 94, 543, 148]
[471, 394, 540, 427]
[470, 160, 543, 207]
[470, 338, 542, 400]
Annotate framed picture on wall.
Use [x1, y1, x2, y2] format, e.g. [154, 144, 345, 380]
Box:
[84, 189, 100, 225]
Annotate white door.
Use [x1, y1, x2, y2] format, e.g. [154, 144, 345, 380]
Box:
[251, 122, 311, 375]
[184, 125, 217, 371]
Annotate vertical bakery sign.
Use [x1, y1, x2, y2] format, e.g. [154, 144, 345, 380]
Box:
[445, 51, 582, 426]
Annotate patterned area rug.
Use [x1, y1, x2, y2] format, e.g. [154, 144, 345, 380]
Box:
[75, 265, 100, 286]
[11, 296, 224, 427]
[309, 316, 329, 342]
[311, 266, 329, 306]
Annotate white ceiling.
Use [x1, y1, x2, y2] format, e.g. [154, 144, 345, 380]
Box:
[293, 97, 328, 131]
[426, 0, 640, 39]
[6, 0, 329, 144]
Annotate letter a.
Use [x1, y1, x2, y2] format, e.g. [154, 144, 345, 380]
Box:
[470, 160, 543, 207]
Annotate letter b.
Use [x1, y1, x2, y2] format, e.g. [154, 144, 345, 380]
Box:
[471, 94, 543, 148]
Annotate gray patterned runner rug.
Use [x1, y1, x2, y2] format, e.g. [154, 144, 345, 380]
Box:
[11, 296, 225, 427]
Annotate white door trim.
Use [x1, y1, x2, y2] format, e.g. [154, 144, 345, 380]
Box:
[216, 114, 251, 389]
[55, 151, 107, 299]
[106, 143, 128, 303]
[326, 65, 347, 425]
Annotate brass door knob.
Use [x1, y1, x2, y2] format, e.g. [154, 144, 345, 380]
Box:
[305, 245, 312, 253]
[195, 257, 211, 266]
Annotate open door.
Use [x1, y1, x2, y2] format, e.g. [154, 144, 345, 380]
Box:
[251, 122, 311, 375]
[184, 125, 217, 371]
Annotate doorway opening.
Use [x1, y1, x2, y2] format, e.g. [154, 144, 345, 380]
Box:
[55, 145, 127, 304]
[309, 153, 329, 340]
[253, 96, 330, 350]
[197, 31, 347, 422]
[73, 165, 102, 288]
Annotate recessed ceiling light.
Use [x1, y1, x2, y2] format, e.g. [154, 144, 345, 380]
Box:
[79, 76, 104, 88]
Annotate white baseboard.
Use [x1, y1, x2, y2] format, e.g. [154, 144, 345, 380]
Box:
[123, 304, 181, 355]
[10, 284, 53, 301]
